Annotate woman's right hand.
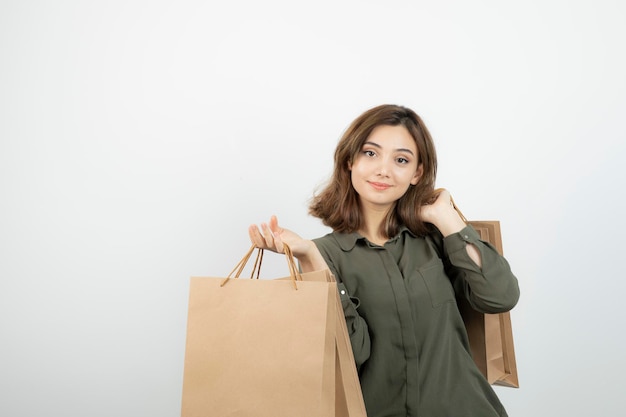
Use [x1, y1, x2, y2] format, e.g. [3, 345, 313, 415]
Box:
[248, 215, 308, 256]
[249, 215, 330, 273]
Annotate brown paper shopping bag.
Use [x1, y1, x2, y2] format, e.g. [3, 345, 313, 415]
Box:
[298, 267, 367, 417]
[181, 245, 366, 417]
[440, 190, 520, 388]
[460, 220, 519, 388]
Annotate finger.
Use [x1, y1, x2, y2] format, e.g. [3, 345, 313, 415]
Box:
[269, 215, 282, 235]
[248, 225, 265, 248]
[273, 231, 284, 253]
[444, 190, 454, 206]
[261, 223, 276, 249]
[268, 216, 281, 251]
[428, 188, 443, 204]
[436, 189, 451, 204]
[248, 225, 258, 243]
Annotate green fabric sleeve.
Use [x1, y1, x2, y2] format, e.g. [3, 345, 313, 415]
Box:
[444, 225, 520, 313]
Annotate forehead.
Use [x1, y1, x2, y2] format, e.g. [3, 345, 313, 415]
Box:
[365, 124, 417, 153]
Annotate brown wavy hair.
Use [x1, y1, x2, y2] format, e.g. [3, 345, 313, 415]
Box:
[309, 104, 438, 237]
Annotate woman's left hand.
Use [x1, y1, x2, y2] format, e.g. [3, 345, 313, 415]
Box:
[421, 188, 482, 267]
[420, 188, 466, 237]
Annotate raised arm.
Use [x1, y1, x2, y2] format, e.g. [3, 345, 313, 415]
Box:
[422, 189, 519, 312]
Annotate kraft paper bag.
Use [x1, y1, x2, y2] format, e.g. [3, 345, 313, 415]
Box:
[298, 267, 367, 417]
[181, 245, 367, 417]
[432, 189, 519, 388]
[461, 220, 520, 388]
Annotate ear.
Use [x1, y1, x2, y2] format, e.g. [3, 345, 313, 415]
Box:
[347, 160, 352, 171]
[410, 163, 423, 185]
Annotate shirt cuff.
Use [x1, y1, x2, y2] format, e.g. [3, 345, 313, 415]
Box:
[443, 225, 480, 255]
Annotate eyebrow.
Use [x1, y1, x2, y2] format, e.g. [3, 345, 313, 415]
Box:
[363, 141, 416, 156]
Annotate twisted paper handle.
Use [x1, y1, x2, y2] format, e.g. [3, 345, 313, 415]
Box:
[220, 243, 300, 290]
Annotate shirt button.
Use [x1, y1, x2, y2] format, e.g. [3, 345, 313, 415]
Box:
[463, 235, 469, 240]
[340, 290, 346, 295]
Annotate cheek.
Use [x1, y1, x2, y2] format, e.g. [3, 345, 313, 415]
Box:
[396, 170, 418, 187]
[349, 160, 365, 176]
[349, 166, 367, 194]
[350, 168, 360, 188]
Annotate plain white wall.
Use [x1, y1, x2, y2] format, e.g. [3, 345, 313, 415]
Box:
[1, 0, 625, 415]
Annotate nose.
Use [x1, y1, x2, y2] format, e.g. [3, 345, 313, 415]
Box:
[376, 158, 391, 177]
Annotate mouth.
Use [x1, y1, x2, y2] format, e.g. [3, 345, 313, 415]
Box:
[368, 181, 392, 191]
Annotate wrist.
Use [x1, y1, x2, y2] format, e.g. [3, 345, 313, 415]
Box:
[294, 241, 327, 273]
[290, 239, 313, 259]
[431, 207, 467, 237]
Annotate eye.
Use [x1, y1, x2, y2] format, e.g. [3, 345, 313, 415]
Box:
[363, 150, 376, 157]
[396, 157, 410, 164]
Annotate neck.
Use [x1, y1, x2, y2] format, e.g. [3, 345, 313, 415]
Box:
[359, 204, 391, 245]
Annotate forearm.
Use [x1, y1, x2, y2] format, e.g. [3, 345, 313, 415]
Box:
[295, 240, 331, 272]
[446, 226, 519, 312]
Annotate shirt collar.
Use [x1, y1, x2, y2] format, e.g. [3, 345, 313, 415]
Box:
[333, 226, 417, 251]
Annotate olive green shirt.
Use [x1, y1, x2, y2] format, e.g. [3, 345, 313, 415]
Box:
[314, 225, 520, 417]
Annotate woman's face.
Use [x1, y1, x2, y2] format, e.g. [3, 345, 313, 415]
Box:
[349, 124, 423, 212]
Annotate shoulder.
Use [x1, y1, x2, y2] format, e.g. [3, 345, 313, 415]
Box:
[311, 233, 348, 280]
[314, 230, 360, 251]
[313, 232, 343, 255]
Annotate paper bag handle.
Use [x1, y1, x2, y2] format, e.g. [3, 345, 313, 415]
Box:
[220, 244, 301, 290]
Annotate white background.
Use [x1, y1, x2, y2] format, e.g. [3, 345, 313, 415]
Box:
[1, 1, 625, 416]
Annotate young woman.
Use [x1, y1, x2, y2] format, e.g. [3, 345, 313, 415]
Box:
[249, 104, 520, 417]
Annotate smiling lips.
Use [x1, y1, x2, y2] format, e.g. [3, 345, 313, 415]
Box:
[368, 181, 392, 191]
